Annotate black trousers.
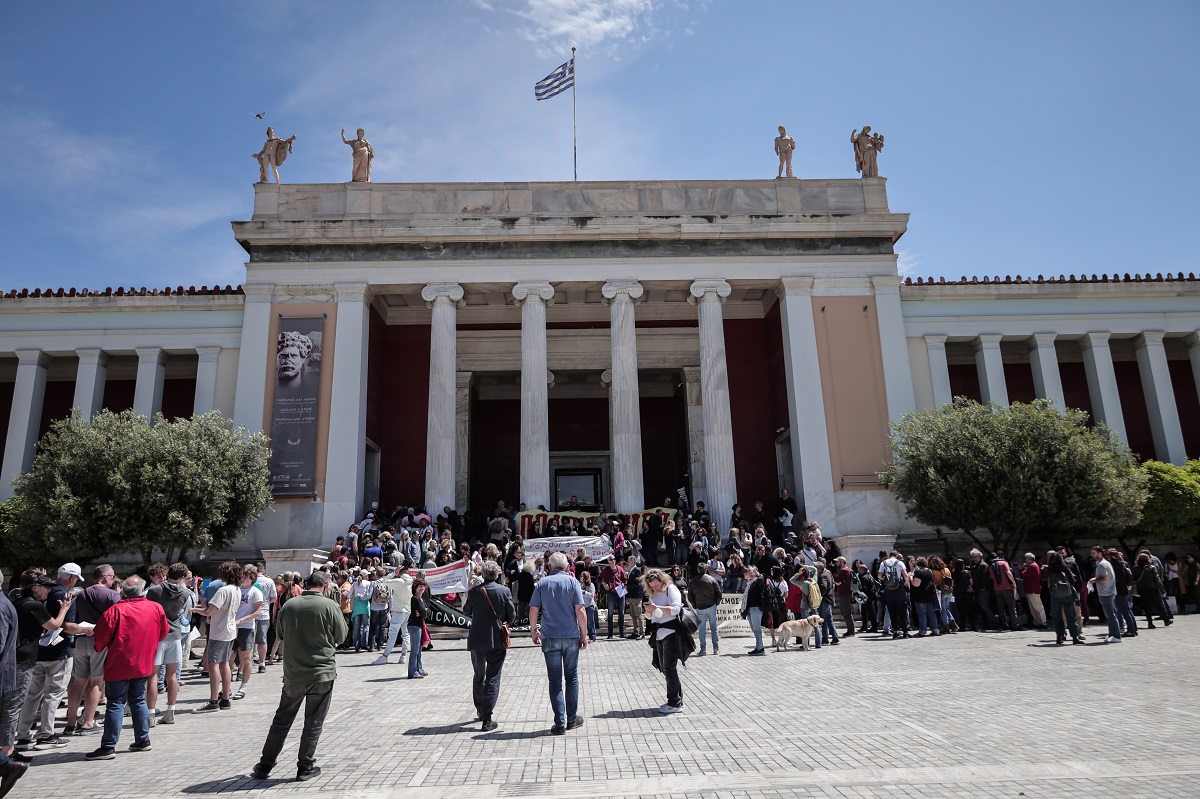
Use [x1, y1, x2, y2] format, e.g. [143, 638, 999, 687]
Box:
[884, 598, 910, 633]
[653, 635, 683, 708]
[258, 680, 334, 771]
[470, 648, 507, 723]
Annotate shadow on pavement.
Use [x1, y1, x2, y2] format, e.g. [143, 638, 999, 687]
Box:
[182, 775, 292, 793]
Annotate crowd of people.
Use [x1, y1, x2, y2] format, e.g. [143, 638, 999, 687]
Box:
[0, 490, 1196, 792]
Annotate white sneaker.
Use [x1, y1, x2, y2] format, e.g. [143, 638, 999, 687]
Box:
[372, 655, 388, 665]
[1105, 635, 1122, 643]
[659, 704, 683, 715]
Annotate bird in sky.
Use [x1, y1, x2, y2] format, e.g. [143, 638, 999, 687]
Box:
[254, 112, 265, 119]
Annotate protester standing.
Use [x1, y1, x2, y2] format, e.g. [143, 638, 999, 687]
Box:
[644, 568, 692, 714]
[528, 552, 588, 735]
[407, 580, 429, 679]
[251, 571, 348, 782]
[463, 562, 516, 732]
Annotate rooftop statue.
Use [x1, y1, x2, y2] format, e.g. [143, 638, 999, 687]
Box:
[775, 125, 796, 179]
[851, 126, 884, 178]
[252, 126, 296, 184]
[341, 127, 374, 183]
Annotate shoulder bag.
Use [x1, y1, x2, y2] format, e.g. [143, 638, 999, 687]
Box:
[483, 586, 511, 649]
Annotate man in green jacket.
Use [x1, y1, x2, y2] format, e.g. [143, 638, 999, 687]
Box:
[251, 571, 348, 782]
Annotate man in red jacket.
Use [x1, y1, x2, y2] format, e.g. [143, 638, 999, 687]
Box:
[85, 576, 168, 761]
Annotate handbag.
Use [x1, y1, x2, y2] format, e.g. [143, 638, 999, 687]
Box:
[482, 585, 511, 649]
[677, 593, 700, 634]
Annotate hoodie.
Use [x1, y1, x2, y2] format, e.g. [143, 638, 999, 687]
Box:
[146, 580, 195, 637]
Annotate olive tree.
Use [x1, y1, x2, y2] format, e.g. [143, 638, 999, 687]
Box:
[0, 409, 271, 569]
[879, 398, 1147, 556]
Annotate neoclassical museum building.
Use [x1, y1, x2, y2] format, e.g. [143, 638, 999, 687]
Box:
[2, 178, 1199, 553]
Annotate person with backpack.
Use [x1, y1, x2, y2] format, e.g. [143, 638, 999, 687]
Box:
[367, 568, 392, 652]
[1046, 551, 1084, 645]
[877, 550, 911, 640]
[813, 562, 840, 646]
[350, 570, 373, 653]
[1133, 553, 1171, 629]
[968, 549, 996, 630]
[762, 567, 789, 648]
[988, 554, 1018, 631]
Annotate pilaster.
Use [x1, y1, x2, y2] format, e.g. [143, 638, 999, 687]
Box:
[73, 348, 109, 421]
[1134, 332, 1186, 464]
[324, 283, 372, 536]
[513, 282, 555, 510]
[0, 350, 50, 501]
[422, 282, 464, 514]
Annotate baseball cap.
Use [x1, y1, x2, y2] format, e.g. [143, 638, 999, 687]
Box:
[58, 562, 83, 579]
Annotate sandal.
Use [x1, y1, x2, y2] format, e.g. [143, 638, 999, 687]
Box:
[232, 690, 246, 700]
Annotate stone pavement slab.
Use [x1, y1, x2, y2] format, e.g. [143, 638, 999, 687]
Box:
[25, 617, 1200, 798]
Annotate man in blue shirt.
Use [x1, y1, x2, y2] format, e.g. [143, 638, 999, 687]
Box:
[528, 552, 588, 735]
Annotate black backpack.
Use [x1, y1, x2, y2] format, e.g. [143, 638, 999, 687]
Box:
[1049, 569, 1073, 600]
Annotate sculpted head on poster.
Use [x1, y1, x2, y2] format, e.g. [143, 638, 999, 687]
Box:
[276, 330, 314, 391]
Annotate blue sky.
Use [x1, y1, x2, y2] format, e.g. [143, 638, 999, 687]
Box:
[1, 1, 1197, 291]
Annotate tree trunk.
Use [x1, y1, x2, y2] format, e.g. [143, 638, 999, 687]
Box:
[164, 547, 177, 565]
[1116, 537, 1146, 562]
[141, 550, 153, 567]
[178, 548, 190, 564]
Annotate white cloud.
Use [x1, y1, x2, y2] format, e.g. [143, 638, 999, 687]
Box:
[514, 0, 656, 53]
[896, 248, 921, 277]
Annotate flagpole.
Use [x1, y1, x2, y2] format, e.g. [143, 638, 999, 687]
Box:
[571, 46, 577, 182]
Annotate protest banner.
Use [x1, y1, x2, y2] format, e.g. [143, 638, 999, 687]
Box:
[521, 536, 611, 561]
[715, 594, 754, 638]
[514, 506, 676, 539]
[407, 559, 470, 596]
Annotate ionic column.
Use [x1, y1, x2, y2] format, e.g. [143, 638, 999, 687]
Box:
[1187, 332, 1200, 412]
[133, 347, 167, 420]
[602, 280, 645, 511]
[193, 347, 222, 415]
[1135, 332, 1186, 464]
[324, 284, 372, 538]
[73, 348, 109, 421]
[454, 371, 473, 512]
[1079, 332, 1127, 441]
[0, 350, 49, 501]
[232, 284, 275, 432]
[777, 278, 837, 535]
[924, 335, 953, 407]
[512, 282, 555, 510]
[1028, 333, 1065, 409]
[682, 366, 707, 508]
[870, 277, 916, 421]
[972, 335, 1009, 407]
[689, 279, 737, 536]
[422, 282, 464, 514]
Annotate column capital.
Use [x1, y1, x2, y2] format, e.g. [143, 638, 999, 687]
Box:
[972, 334, 1004, 352]
[1185, 331, 1200, 349]
[776, 276, 815, 298]
[869, 276, 902, 295]
[1135, 331, 1166, 349]
[600, 369, 612, 387]
[135, 346, 167, 366]
[75, 348, 110, 366]
[421, 282, 465, 308]
[546, 370, 556, 389]
[601, 280, 643, 304]
[923, 335, 948, 350]
[1029, 333, 1058, 349]
[1079, 331, 1112, 351]
[688, 279, 732, 304]
[512, 282, 555, 306]
[242, 283, 276, 303]
[195, 346, 222, 363]
[682, 365, 702, 384]
[455, 371, 473, 389]
[334, 282, 372, 303]
[14, 350, 50, 369]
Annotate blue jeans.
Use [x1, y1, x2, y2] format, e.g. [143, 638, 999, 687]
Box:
[407, 627, 426, 677]
[1098, 593, 1121, 639]
[818, 602, 839, 644]
[977, 588, 997, 628]
[384, 609, 410, 656]
[1050, 595, 1081, 641]
[915, 601, 938, 635]
[606, 594, 625, 637]
[352, 614, 370, 650]
[696, 604, 719, 652]
[102, 677, 149, 749]
[1117, 594, 1138, 634]
[368, 609, 388, 649]
[541, 637, 580, 728]
[748, 607, 764, 650]
[939, 593, 955, 626]
[584, 607, 597, 640]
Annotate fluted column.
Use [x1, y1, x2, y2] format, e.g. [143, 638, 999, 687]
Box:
[133, 347, 167, 420]
[232, 284, 275, 433]
[513, 282, 555, 510]
[73, 348, 109, 420]
[972, 335, 1009, 406]
[870, 277, 916, 421]
[0, 350, 49, 500]
[602, 280, 645, 511]
[777, 278, 836, 534]
[689, 280, 737, 537]
[1079, 332, 1127, 441]
[924, 335, 953, 407]
[324, 284, 372, 538]
[454, 371, 473, 512]
[1028, 333, 1065, 409]
[193, 347, 222, 415]
[1187, 332, 1200, 414]
[1135, 332, 1186, 464]
[423, 282, 464, 514]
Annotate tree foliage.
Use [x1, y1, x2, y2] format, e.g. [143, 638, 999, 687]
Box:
[0, 410, 271, 570]
[879, 398, 1147, 556]
[1119, 460, 1200, 553]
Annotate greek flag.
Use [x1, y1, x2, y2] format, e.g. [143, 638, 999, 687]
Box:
[535, 59, 574, 101]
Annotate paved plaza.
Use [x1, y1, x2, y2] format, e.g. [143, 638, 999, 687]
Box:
[26, 617, 1200, 799]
